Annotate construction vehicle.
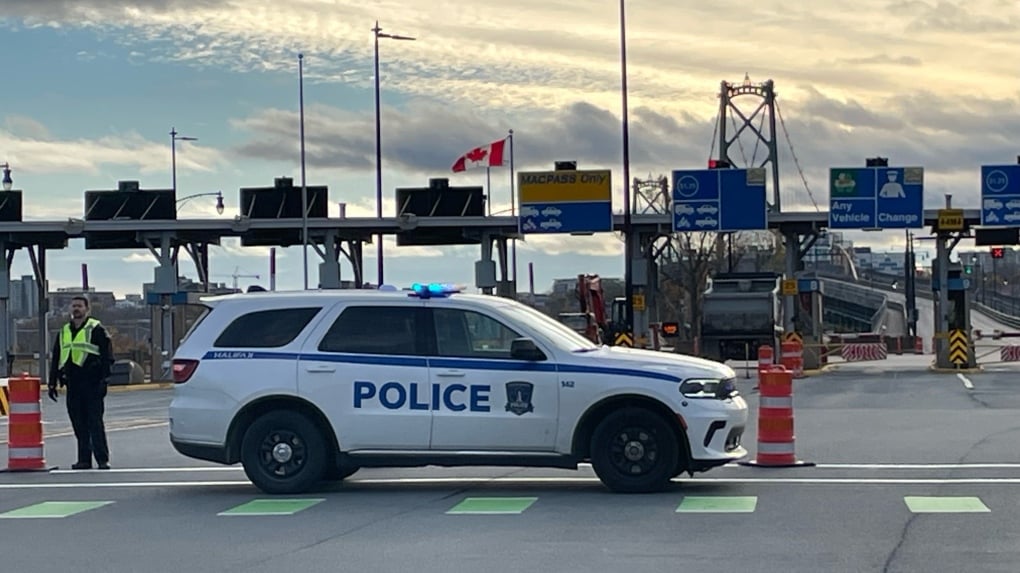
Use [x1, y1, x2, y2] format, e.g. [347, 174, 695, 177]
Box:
[559, 274, 628, 345]
[699, 272, 783, 362]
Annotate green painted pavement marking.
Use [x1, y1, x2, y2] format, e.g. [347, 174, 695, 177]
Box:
[676, 496, 758, 513]
[904, 496, 990, 513]
[0, 501, 113, 519]
[218, 498, 325, 516]
[446, 497, 538, 515]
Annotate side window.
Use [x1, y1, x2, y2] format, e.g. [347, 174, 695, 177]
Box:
[318, 306, 423, 355]
[432, 308, 522, 359]
[214, 307, 322, 348]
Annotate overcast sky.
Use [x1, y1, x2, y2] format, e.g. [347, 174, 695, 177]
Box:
[0, 0, 1017, 296]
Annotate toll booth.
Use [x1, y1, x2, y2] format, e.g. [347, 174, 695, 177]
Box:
[932, 263, 975, 368]
[794, 278, 825, 370]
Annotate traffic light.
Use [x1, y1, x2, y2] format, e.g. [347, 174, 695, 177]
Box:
[964, 265, 973, 275]
[991, 246, 1005, 259]
[708, 159, 731, 169]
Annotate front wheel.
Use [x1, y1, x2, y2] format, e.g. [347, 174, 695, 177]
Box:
[589, 407, 680, 493]
[240, 410, 328, 495]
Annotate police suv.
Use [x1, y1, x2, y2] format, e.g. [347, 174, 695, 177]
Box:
[168, 283, 748, 495]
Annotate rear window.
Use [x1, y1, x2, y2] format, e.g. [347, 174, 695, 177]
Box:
[214, 307, 322, 348]
[179, 304, 212, 345]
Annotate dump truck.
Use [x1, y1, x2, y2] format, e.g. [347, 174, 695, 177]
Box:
[699, 272, 783, 362]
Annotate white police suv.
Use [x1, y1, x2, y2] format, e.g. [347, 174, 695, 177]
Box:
[169, 283, 748, 495]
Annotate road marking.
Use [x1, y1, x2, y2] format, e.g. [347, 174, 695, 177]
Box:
[0, 501, 114, 518]
[446, 497, 538, 515]
[45, 462, 1020, 474]
[9, 476, 1020, 490]
[813, 463, 1020, 470]
[957, 373, 974, 390]
[51, 466, 243, 474]
[676, 496, 757, 513]
[218, 498, 324, 516]
[904, 496, 990, 513]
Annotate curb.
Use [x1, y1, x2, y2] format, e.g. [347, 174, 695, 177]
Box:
[928, 366, 984, 374]
[108, 383, 175, 393]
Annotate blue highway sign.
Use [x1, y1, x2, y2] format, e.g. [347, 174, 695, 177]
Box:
[518, 201, 613, 234]
[980, 165, 1020, 227]
[829, 167, 924, 229]
[671, 167, 767, 232]
[517, 169, 613, 234]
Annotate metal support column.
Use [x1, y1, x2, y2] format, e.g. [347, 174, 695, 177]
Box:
[183, 242, 211, 292]
[475, 231, 497, 295]
[314, 230, 342, 289]
[935, 196, 951, 367]
[340, 240, 364, 288]
[783, 230, 799, 334]
[629, 231, 651, 348]
[495, 237, 512, 298]
[27, 246, 48, 383]
[0, 241, 11, 377]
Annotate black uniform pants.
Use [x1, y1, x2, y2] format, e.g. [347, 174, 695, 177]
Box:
[66, 383, 109, 465]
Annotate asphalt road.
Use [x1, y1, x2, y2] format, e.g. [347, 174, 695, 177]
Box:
[1, 362, 1019, 573]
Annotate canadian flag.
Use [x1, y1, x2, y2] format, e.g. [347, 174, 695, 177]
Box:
[451, 138, 507, 172]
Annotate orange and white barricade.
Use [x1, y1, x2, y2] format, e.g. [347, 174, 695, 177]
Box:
[3, 374, 49, 472]
[757, 345, 774, 374]
[780, 341, 804, 378]
[740, 365, 813, 468]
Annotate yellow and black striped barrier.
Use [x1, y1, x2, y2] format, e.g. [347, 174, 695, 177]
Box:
[949, 329, 969, 366]
[614, 332, 634, 347]
[0, 379, 9, 416]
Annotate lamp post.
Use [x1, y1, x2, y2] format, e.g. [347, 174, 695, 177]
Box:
[170, 128, 197, 194]
[619, 0, 634, 339]
[1, 163, 11, 191]
[176, 191, 225, 215]
[373, 20, 415, 287]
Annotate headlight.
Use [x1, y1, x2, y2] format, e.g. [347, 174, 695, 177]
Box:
[679, 377, 738, 399]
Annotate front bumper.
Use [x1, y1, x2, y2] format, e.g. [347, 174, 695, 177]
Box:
[680, 394, 749, 470]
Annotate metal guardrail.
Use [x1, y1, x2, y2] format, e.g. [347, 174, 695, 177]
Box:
[815, 269, 1020, 331]
[818, 279, 889, 333]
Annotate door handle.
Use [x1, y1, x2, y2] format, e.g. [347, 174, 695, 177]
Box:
[436, 369, 465, 378]
[305, 365, 336, 373]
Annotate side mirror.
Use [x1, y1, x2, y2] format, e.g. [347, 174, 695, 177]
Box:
[510, 338, 546, 361]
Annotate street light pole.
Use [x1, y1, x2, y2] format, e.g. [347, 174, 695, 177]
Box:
[299, 53, 309, 290]
[372, 21, 415, 287]
[170, 127, 197, 195]
[619, 0, 634, 339]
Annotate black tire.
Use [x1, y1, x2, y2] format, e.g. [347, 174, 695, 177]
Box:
[240, 410, 328, 495]
[589, 407, 680, 493]
[325, 465, 360, 481]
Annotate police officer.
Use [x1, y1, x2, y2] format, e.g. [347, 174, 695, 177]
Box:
[48, 295, 114, 470]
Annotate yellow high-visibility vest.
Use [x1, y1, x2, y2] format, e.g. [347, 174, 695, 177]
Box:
[59, 318, 102, 368]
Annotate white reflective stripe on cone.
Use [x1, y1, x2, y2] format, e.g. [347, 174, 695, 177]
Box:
[9, 402, 41, 414]
[756, 441, 795, 454]
[8, 447, 45, 459]
[759, 396, 793, 408]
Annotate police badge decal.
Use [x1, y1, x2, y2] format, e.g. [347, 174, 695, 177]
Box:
[504, 381, 534, 416]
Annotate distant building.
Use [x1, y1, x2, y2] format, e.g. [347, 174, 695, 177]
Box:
[10, 274, 38, 319]
[49, 287, 116, 313]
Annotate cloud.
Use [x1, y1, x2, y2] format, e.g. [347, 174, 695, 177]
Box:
[0, 118, 229, 177]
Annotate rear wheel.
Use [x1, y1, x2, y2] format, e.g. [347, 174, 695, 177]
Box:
[240, 410, 327, 494]
[589, 407, 679, 493]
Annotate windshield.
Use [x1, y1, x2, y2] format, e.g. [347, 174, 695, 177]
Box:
[496, 301, 600, 351]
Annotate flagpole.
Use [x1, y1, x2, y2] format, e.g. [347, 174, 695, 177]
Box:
[508, 129, 517, 289]
[486, 166, 491, 216]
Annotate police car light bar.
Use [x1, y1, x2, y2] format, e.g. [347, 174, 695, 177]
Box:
[408, 282, 462, 298]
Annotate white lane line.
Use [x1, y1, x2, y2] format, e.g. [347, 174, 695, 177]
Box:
[7, 477, 1020, 490]
[45, 462, 1020, 474]
[51, 466, 243, 474]
[958, 373, 974, 390]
